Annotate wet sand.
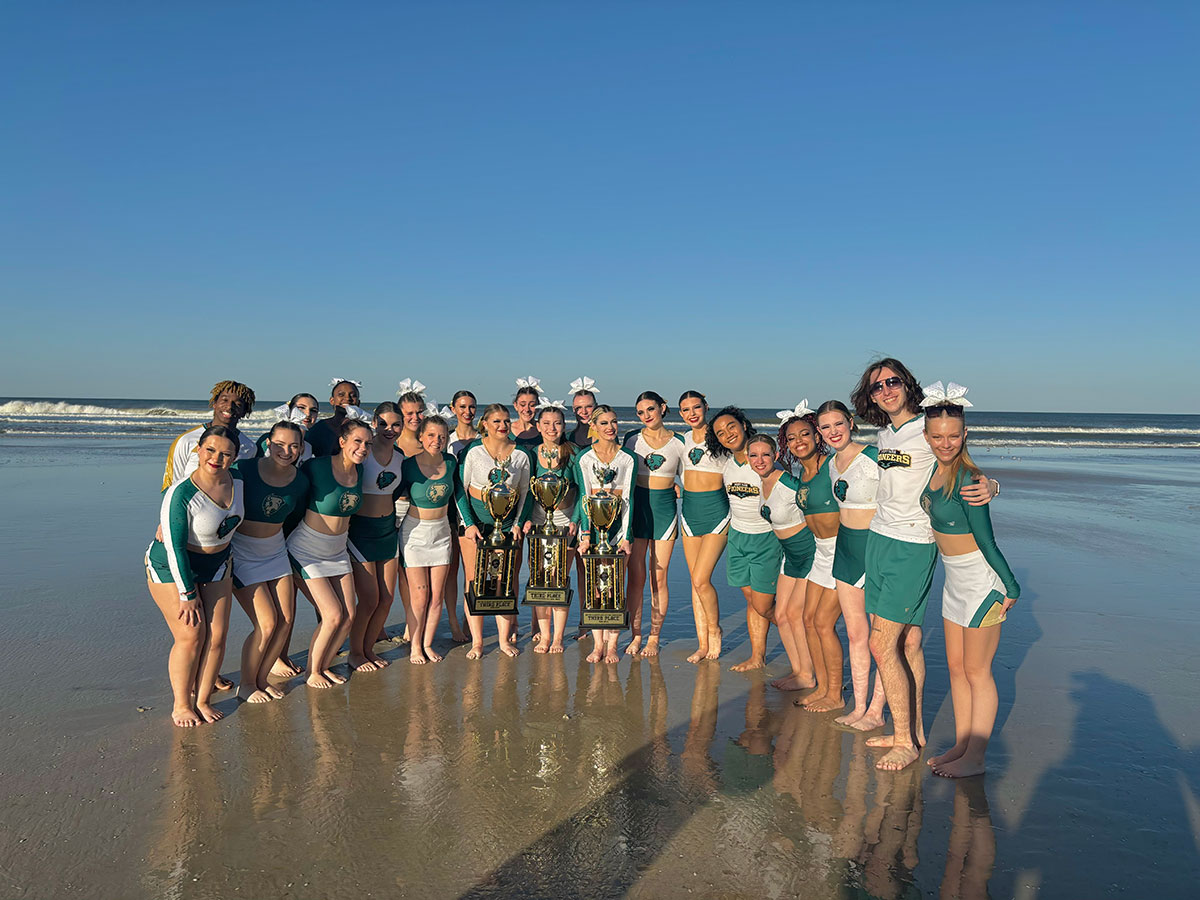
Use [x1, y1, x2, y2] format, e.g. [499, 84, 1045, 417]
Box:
[1, 440, 1198, 899]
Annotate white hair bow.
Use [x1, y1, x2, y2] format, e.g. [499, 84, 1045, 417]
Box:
[568, 376, 598, 395]
[438, 405, 457, 421]
[397, 378, 426, 396]
[329, 377, 362, 389]
[537, 398, 566, 410]
[920, 381, 973, 408]
[776, 400, 813, 421]
[272, 403, 309, 426]
[342, 404, 373, 423]
[423, 400, 440, 418]
[515, 376, 544, 393]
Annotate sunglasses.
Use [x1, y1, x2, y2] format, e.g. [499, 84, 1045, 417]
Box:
[926, 403, 966, 418]
[869, 376, 904, 396]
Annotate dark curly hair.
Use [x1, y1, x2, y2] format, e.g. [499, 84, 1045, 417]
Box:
[777, 414, 829, 470]
[850, 357, 924, 428]
[705, 406, 754, 459]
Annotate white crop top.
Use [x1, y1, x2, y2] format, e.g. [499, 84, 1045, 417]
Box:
[722, 456, 770, 534]
[681, 430, 725, 477]
[760, 472, 806, 532]
[362, 447, 405, 496]
[457, 442, 531, 516]
[830, 446, 880, 511]
[570, 446, 638, 542]
[623, 429, 686, 481]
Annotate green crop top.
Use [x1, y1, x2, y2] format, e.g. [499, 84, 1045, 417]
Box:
[300, 456, 363, 517]
[796, 456, 839, 516]
[921, 468, 1020, 599]
[399, 453, 457, 510]
[233, 460, 311, 525]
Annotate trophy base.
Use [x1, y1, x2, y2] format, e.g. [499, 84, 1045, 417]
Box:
[580, 549, 627, 630]
[466, 589, 518, 616]
[522, 585, 573, 607]
[579, 607, 629, 630]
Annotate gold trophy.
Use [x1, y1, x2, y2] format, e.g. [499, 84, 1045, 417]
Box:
[580, 466, 628, 630]
[522, 471, 573, 607]
[467, 468, 520, 616]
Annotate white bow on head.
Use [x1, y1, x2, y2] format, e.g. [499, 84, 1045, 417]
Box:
[537, 398, 566, 411]
[776, 400, 813, 421]
[342, 404, 373, 423]
[272, 403, 309, 426]
[515, 376, 544, 393]
[329, 377, 362, 389]
[423, 400, 440, 418]
[397, 378, 426, 396]
[438, 405, 457, 421]
[568, 376, 598, 395]
[920, 381, 973, 408]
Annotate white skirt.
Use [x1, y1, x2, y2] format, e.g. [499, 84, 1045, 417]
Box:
[286, 520, 352, 580]
[401, 514, 453, 567]
[807, 535, 837, 589]
[941, 550, 1008, 628]
[230, 530, 291, 588]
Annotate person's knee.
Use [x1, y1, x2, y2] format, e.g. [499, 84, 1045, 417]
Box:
[803, 608, 819, 629]
[903, 627, 922, 653]
[945, 652, 966, 679]
[962, 656, 993, 686]
[869, 629, 895, 663]
[176, 623, 206, 651]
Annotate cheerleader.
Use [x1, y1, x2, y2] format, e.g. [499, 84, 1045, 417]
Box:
[511, 377, 544, 446]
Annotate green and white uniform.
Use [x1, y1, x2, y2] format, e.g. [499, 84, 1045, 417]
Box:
[760, 472, 815, 580]
[521, 444, 580, 530]
[866, 415, 938, 625]
[228, 460, 310, 589]
[399, 453, 458, 567]
[795, 456, 840, 589]
[623, 428, 684, 541]
[146, 473, 245, 599]
[680, 432, 731, 536]
[162, 425, 257, 491]
[922, 469, 1020, 628]
[455, 442, 531, 535]
[830, 446, 879, 589]
[348, 448, 405, 564]
[722, 456, 780, 595]
[286, 457, 364, 580]
[571, 446, 638, 546]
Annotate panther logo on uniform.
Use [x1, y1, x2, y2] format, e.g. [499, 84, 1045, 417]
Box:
[920, 493, 932, 516]
[688, 447, 704, 466]
[427, 483, 449, 504]
[377, 471, 397, 490]
[262, 494, 286, 518]
[760, 506, 772, 522]
[217, 515, 242, 539]
[796, 486, 810, 510]
[339, 491, 362, 514]
[488, 467, 507, 486]
[645, 453, 665, 471]
[834, 479, 848, 502]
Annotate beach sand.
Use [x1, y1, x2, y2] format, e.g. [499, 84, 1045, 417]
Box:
[0, 440, 1197, 898]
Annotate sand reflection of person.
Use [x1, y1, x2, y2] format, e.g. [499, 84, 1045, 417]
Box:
[146, 426, 244, 726]
[521, 403, 578, 654]
[288, 419, 369, 688]
[922, 393, 1020, 778]
[229, 421, 309, 703]
[574, 405, 637, 665]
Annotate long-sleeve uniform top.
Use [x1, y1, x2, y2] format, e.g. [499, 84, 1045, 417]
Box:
[570, 446, 639, 543]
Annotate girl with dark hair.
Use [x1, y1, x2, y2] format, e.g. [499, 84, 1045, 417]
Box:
[708, 406, 776, 673]
[921, 387, 1019, 778]
[678, 390, 731, 663]
[446, 390, 479, 460]
[622, 390, 686, 657]
[288, 418, 369, 688]
[255, 393, 319, 460]
[146, 425, 244, 726]
[229, 421, 310, 703]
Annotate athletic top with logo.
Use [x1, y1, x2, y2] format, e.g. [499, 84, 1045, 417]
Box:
[871, 415, 935, 544]
[399, 454, 458, 511]
[921, 469, 1020, 598]
[455, 442, 532, 528]
[622, 429, 686, 482]
[830, 446, 880, 510]
[362, 447, 405, 497]
[159, 473, 245, 599]
[722, 456, 770, 534]
[521, 444, 580, 528]
[163, 425, 258, 490]
[300, 457, 364, 517]
[232, 460, 310, 525]
[681, 431, 725, 477]
[795, 456, 840, 517]
[759, 472, 806, 532]
[570, 447, 638, 542]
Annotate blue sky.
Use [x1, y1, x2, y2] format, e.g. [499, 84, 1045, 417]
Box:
[2, 2, 1197, 412]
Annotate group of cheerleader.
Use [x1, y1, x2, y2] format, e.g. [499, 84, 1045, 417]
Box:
[145, 360, 1021, 776]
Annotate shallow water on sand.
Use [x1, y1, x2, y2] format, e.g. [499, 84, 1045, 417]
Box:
[1, 440, 1198, 898]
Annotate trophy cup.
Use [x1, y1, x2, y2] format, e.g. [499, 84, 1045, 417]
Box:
[522, 471, 573, 607]
[466, 471, 520, 616]
[580, 467, 628, 629]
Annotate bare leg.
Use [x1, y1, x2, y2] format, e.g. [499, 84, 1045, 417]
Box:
[271, 576, 305, 677]
[835, 578, 886, 729]
[641, 537, 673, 658]
[257, 576, 294, 698]
[349, 560, 383, 672]
[407, 566, 432, 664]
[461, 534, 486, 659]
[801, 579, 829, 704]
[624, 537, 650, 656]
[235, 581, 280, 703]
[929, 620, 970, 767]
[149, 581, 206, 727]
[683, 531, 728, 662]
[731, 587, 773, 672]
[602, 628, 620, 664]
[533, 606, 552, 653]
[421, 563, 449, 662]
[363, 557, 397, 666]
[303, 574, 351, 687]
[396, 562, 414, 643]
[444, 536, 469, 642]
[195, 579, 233, 722]
[770, 571, 816, 690]
[867, 617, 922, 770]
[803, 586, 845, 712]
[498, 613, 520, 657]
[549, 607, 567, 652]
[933, 622, 1001, 778]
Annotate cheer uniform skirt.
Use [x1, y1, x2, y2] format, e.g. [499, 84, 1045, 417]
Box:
[287, 521, 352, 580]
[401, 514, 453, 567]
[229, 530, 291, 589]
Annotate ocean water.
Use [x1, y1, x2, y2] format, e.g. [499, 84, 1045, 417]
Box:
[2, 397, 1197, 450]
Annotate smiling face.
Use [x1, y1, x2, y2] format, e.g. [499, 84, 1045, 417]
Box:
[785, 419, 817, 461]
[713, 415, 747, 452]
[679, 396, 707, 428]
[340, 424, 372, 464]
[400, 400, 424, 433]
[197, 434, 237, 474]
[330, 382, 360, 410]
[592, 410, 618, 443]
[268, 427, 302, 466]
[818, 409, 853, 451]
[374, 410, 404, 444]
[483, 409, 511, 440]
[537, 409, 565, 443]
[572, 392, 596, 425]
[636, 399, 666, 428]
[867, 366, 907, 418]
[924, 414, 966, 465]
[292, 397, 319, 428]
[420, 420, 449, 455]
[453, 394, 477, 427]
[210, 390, 246, 429]
[747, 440, 775, 477]
[514, 393, 538, 426]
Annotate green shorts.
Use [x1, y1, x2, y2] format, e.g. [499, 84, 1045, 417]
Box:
[347, 513, 399, 563]
[680, 488, 731, 537]
[864, 531, 937, 626]
[777, 528, 815, 579]
[832, 525, 870, 588]
[145, 541, 230, 587]
[632, 485, 678, 541]
[726, 529, 782, 594]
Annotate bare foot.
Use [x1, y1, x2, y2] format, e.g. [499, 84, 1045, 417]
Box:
[534, 641, 549, 654]
[213, 676, 235, 693]
[271, 656, 302, 678]
[686, 643, 710, 664]
[466, 644, 484, 660]
[928, 743, 969, 768]
[604, 648, 620, 664]
[423, 646, 443, 662]
[804, 694, 845, 713]
[706, 626, 723, 659]
[264, 684, 285, 700]
[570, 630, 587, 642]
[172, 706, 202, 727]
[500, 641, 520, 658]
[307, 672, 333, 689]
[641, 637, 660, 658]
[730, 656, 765, 672]
[410, 651, 427, 665]
[624, 635, 642, 657]
[586, 646, 602, 663]
[867, 733, 926, 750]
[876, 744, 921, 771]
[324, 668, 347, 685]
[450, 631, 471, 644]
[933, 756, 986, 778]
[350, 655, 380, 673]
[367, 652, 390, 669]
[196, 703, 224, 723]
[531, 632, 541, 644]
[771, 673, 816, 691]
[237, 685, 273, 704]
[549, 641, 564, 653]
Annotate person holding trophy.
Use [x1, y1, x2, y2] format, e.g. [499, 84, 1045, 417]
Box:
[572, 405, 638, 665]
[455, 403, 530, 659]
[520, 401, 579, 653]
